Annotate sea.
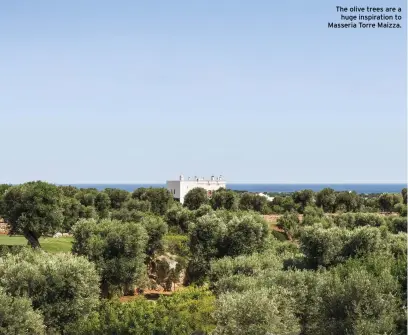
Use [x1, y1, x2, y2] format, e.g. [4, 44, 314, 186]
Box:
[66, 183, 407, 194]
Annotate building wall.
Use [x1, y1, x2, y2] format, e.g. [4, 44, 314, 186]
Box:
[166, 180, 226, 204]
[167, 181, 181, 200]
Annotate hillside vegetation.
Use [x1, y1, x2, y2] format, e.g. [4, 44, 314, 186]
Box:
[0, 182, 406, 334]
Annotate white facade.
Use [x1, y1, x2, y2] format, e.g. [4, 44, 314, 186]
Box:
[258, 193, 274, 202]
[167, 175, 227, 204]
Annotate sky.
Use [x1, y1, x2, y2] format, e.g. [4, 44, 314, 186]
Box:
[0, 1, 406, 184]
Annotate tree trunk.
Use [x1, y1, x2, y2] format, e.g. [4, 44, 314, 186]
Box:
[123, 283, 135, 296]
[101, 281, 110, 299]
[23, 231, 41, 249]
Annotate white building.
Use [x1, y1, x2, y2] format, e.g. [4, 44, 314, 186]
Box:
[258, 193, 274, 202]
[167, 175, 227, 204]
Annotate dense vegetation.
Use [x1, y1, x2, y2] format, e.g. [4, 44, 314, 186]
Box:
[0, 182, 406, 334]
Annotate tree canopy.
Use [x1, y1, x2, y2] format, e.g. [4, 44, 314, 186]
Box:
[2, 181, 64, 248]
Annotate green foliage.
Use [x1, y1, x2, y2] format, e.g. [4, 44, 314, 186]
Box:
[104, 188, 130, 209]
[238, 193, 268, 213]
[361, 197, 380, 212]
[270, 195, 297, 213]
[75, 189, 98, 207]
[110, 208, 144, 222]
[394, 203, 407, 217]
[387, 216, 407, 234]
[2, 181, 64, 248]
[165, 205, 194, 233]
[335, 191, 362, 212]
[163, 234, 190, 257]
[58, 185, 79, 198]
[193, 204, 213, 218]
[0, 288, 45, 335]
[0, 249, 100, 334]
[223, 214, 269, 256]
[78, 204, 99, 220]
[306, 256, 402, 335]
[154, 255, 185, 291]
[125, 198, 151, 212]
[61, 196, 82, 232]
[334, 212, 386, 229]
[315, 187, 336, 212]
[69, 287, 216, 335]
[386, 233, 407, 302]
[271, 229, 288, 241]
[299, 226, 384, 268]
[0, 184, 12, 217]
[67, 298, 156, 335]
[210, 251, 282, 287]
[132, 187, 173, 216]
[210, 188, 238, 210]
[94, 192, 111, 218]
[184, 187, 209, 210]
[140, 215, 168, 256]
[72, 219, 148, 297]
[213, 287, 300, 335]
[188, 214, 228, 260]
[154, 286, 216, 335]
[402, 187, 407, 204]
[276, 211, 300, 237]
[2, 182, 407, 334]
[302, 205, 327, 227]
[0, 245, 27, 257]
[187, 212, 269, 283]
[378, 193, 403, 213]
[292, 189, 315, 213]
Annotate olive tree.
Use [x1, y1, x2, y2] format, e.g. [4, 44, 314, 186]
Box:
[299, 226, 383, 268]
[94, 192, 111, 218]
[140, 214, 168, 257]
[223, 214, 269, 257]
[378, 193, 403, 213]
[333, 212, 385, 229]
[315, 188, 336, 212]
[276, 211, 300, 238]
[292, 189, 315, 213]
[187, 212, 269, 283]
[72, 218, 148, 297]
[0, 184, 12, 217]
[2, 181, 64, 248]
[0, 288, 45, 335]
[306, 257, 403, 335]
[187, 213, 227, 283]
[0, 249, 100, 334]
[104, 188, 130, 209]
[61, 196, 82, 232]
[238, 193, 268, 213]
[132, 188, 173, 215]
[183, 187, 209, 210]
[335, 191, 362, 212]
[213, 287, 300, 335]
[75, 188, 99, 207]
[210, 188, 238, 210]
[165, 205, 194, 233]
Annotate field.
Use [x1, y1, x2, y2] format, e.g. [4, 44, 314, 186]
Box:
[0, 235, 73, 253]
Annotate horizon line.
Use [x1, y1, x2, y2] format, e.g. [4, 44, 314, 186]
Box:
[2, 181, 407, 185]
[56, 181, 407, 185]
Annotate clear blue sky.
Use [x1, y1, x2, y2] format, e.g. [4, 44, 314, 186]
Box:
[0, 1, 406, 184]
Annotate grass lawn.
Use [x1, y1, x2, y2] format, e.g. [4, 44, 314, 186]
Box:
[0, 235, 73, 253]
